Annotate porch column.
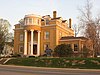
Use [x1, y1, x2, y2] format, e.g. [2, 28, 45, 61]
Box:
[37, 31, 41, 56]
[24, 30, 27, 55]
[30, 30, 34, 55]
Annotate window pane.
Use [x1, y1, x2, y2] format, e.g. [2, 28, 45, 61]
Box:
[74, 44, 78, 51]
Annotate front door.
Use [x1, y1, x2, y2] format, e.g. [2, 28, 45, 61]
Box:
[33, 45, 37, 54]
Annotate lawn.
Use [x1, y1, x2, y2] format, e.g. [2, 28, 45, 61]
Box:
[5, 57, 100, 69]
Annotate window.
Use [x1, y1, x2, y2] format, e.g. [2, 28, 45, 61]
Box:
[19, 45, 23, 53]
[74, 44, 78, 51]
[44, 31, 49, 39]
[29, 18, 32, 24]
[25, 18, 28, 24]
[46, 19, 49, 25]
[20, 34, 23, 41]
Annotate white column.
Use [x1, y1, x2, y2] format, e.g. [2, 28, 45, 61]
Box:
[30, 30, 34, 55]
[24, 30, 27, 55]
[37, 31, 41, 56]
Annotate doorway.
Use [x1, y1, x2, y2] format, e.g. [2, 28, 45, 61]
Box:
[33, 44, 37, 54]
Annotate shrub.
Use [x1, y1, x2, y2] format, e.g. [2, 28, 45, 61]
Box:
[54, 44, 73, 57]
[12, 54, 21, 57]
[82, 46, 89, 58]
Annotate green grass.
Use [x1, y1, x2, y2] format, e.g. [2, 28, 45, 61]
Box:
[5, 57, 100, 69]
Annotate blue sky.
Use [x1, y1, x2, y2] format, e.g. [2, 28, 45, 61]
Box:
[0, 0, 100, 29]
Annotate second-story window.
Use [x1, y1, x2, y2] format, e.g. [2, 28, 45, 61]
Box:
[44, 31, 50, 39]
[20, 34, 23, 41]
[46, 19, 49, 25]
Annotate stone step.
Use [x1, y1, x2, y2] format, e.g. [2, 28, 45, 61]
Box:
[0, 58, 8, 64]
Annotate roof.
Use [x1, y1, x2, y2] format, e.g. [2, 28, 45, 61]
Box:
[51, 17, 61, 20]
[25, 14, 41, 18]
[62, 20, 67, 23]
[60, 36, 88, 40]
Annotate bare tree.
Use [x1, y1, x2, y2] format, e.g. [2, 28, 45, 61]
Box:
[0, 18, 11, 54]
[73, 24, 80, 37]
[78, 0, 100, 57]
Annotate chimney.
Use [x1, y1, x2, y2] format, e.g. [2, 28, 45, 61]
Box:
[53, 11, 57, 18]
[69, 18, 72, 28]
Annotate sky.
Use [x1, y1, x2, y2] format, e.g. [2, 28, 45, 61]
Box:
[0, 0, 100, 30]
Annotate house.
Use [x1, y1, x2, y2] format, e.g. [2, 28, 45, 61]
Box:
[14, 11, 93, 57]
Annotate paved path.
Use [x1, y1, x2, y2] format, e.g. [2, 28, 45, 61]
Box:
[0, 65, 100, 75]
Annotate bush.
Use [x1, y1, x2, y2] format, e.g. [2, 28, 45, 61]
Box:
[5, 57, 100, 69]
[82, 46, 89, 58]
[12, 54, 21, 57]
[54, 44, 73, 57]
